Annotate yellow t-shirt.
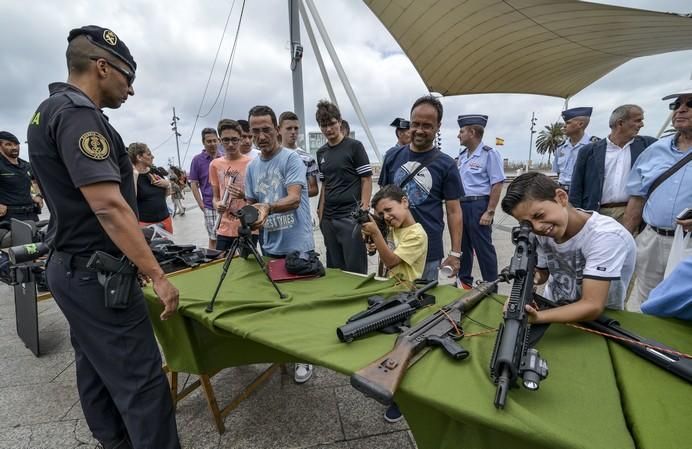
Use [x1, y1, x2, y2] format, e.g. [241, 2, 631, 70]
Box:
[387, 223, 428, 282]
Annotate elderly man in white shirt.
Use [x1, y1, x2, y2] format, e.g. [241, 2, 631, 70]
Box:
[569, 104, 656, 222]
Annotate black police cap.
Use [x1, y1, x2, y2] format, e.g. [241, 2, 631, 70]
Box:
[0, 131, 20, 144]
[68, 25, 137, 72]
[390, 117, 410, 129]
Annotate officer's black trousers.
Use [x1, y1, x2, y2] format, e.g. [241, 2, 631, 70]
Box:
[458, 198, 499, 286]
[47, 254, 180, 449]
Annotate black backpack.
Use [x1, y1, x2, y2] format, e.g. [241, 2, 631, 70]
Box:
[285, 250, 325, 277]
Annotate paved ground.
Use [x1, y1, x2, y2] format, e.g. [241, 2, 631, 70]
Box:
[0, 187, 520, 449]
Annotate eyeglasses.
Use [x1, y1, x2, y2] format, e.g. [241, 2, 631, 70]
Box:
[90, 57, 135, 86]
[221, 137, 240, 144]
[250, 127, 274, 136]
[669, 99, 692, 111]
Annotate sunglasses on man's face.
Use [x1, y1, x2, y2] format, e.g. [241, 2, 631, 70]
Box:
[669, 98, 692, 111]
[90, 57, 135, 86]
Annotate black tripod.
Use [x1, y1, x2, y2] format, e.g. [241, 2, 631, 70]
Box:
[206, 206, 286, 313]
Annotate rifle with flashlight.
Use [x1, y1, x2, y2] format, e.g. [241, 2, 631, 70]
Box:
[489, 221, 548, 409]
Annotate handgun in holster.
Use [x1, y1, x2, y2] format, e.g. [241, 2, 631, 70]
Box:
[86, 251, 138, 309]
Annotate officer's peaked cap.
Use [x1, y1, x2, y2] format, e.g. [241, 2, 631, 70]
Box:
[561, 107, 592, 121]
[390, 117, 410, 129]
[457, 114, 488, 128]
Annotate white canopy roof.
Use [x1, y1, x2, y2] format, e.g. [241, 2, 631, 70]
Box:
[364, 0, 692, 98]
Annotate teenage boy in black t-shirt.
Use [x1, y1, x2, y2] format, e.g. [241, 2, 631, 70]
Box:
[315, 100, 372, 274]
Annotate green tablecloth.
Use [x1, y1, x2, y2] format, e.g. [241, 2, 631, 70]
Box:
[143, 259, 692, 449]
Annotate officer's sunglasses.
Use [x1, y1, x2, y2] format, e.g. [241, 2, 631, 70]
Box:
[90, 57, 135, 86]
[669, 98, 692, 111]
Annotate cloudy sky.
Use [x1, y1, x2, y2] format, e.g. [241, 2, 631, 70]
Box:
[1, 0, 691, 168]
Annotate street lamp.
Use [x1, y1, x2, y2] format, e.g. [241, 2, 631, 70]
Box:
[171, 107, 182, 167]
[528, 112, 537, 170]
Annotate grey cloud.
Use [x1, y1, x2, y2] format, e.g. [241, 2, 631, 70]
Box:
[2, 0, 691, 166]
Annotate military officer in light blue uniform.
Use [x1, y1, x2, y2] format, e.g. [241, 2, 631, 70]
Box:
[624, 86, 692, 308]
[553, 107, 592, 191]
[456, 114, 505, 287]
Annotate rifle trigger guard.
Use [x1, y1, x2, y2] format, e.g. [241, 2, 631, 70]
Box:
[427, 335, 470, 360]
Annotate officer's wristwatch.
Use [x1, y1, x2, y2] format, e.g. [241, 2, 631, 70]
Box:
[448, 251, 462, 259]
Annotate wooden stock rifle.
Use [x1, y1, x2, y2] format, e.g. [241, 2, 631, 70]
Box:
[350, 279, 500, 405]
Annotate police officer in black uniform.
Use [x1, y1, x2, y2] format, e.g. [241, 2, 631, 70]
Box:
[0, 131, 42, 248]
[27, 26, 180, 449]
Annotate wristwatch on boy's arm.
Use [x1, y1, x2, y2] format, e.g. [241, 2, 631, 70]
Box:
[449, 251, 462, 258]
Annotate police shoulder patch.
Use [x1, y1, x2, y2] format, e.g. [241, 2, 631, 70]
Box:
[482, 145, 492, 151]
[79, 132, 110, 160]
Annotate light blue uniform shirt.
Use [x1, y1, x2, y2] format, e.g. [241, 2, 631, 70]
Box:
[457, 142, 506, 196]
[626, 134, 692, 229]
[552, 134, 590, 185]
[245, 148, 315, 255]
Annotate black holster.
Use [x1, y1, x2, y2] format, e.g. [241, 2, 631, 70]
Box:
[86, 251, 138, 309]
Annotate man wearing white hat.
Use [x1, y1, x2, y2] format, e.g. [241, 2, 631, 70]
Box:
[624, 87, 692, 308]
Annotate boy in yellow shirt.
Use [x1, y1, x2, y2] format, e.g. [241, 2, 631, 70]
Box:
[362, 185, 428, 283]
[361, 184, 428, 423]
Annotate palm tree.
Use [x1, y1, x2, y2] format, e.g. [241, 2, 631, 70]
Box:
[535, 122, 564, 165]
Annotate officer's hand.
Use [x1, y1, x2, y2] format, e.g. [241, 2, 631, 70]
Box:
[479, 210, 495, 226]
[0, 204, 6, 217]
[152, 277, 179, 320]
[677, 217, 692, 233]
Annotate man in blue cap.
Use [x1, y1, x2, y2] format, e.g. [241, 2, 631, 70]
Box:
[456, 115, 505, 287]
[552, 107, 592, 191]
[27, 26, 180, 448]
[624, 86, 692, 310]
[386, 117, 411, 155]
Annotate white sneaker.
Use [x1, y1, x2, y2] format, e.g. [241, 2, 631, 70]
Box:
[294, 363, 314, 383]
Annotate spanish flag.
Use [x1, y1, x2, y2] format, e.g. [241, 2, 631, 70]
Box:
[495, 137, 505, 146]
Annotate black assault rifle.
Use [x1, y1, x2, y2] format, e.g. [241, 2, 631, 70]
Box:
[489, 221, 549, 409]
[350, 279, 500, 405]
[337, 280, 437, 343]
[532, 293, 692, 384]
